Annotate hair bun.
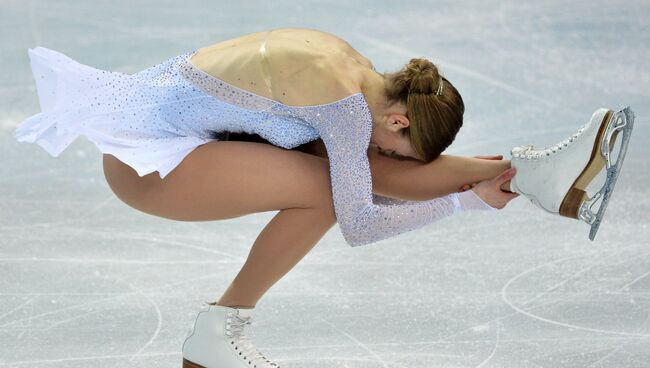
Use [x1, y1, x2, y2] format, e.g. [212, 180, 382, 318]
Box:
[405, 58, 440, 95]
[406, 58, 437, 75]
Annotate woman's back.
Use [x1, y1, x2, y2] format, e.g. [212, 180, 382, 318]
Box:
[189, 28, 375, 107]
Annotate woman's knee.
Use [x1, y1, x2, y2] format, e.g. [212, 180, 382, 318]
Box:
[312, 194, 337, 228]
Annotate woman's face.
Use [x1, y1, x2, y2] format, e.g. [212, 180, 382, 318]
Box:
[370, 122, 420, 160]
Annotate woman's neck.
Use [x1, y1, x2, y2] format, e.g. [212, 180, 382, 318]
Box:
[361, 69, 409, 131]
[360, 70, 390, 128]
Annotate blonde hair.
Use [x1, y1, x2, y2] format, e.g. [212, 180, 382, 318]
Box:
[382, 58, 464, 162]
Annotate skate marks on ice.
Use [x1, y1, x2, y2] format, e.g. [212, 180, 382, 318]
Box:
[0, 271, 227, 367]
[0, 194, 115, 231]
[318, 316, 395, 368]
[501, 247, 650, 350]
[316, 317, 500, 368]
[473, 321, 502, 368]
[2, 275, 162, 365]
[385, 246, 650, 366]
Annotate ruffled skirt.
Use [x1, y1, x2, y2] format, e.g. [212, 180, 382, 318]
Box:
[15, 46, 217, 179]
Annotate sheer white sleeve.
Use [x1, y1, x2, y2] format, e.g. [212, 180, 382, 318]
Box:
[307, 94, 496, 247]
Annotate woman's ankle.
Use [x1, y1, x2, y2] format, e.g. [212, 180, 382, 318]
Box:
[213, 300, 256, 309]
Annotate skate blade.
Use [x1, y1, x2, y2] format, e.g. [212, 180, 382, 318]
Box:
[584, 107, 635, 240]
[559, 110, 615, 218]
[182, 358, 206, 368]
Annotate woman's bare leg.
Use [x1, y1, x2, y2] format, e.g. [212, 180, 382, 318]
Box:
[216, 204, 335, 307]
[103, 141, 336, 308]
[104, 138, 510, 308]
[367, 147, 512, 201]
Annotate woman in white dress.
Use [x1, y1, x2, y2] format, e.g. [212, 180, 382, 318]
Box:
[19, 27, 629, 367]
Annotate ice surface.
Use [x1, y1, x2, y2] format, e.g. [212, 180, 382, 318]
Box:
[1, 0, 649, 367]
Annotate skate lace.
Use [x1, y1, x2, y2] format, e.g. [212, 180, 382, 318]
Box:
[516, 126, 585, 160]
[227, 313, 281, 367]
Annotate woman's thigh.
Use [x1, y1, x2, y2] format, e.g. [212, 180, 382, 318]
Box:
[102, 140, 333, 221]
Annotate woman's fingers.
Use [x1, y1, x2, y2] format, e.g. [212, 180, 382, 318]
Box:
[492, 167, 517, 187]
[469, 167, 521, 210]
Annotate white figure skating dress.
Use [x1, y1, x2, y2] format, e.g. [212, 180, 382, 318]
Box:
[15, 46, 496, 247]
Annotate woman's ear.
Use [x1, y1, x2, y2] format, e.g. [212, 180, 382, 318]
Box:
[398, 115, 410, 128]
[388, 114, 410, 131]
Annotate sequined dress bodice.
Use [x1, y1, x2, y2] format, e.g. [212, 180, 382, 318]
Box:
[131, 49, 326, 150]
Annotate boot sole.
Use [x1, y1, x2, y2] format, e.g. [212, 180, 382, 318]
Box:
[559, 110, 618, 218]
[182, 358, 206, 368]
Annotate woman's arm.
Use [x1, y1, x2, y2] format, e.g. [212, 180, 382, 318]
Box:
[300, 95, 495, 247]
[294, 139, 511, 202]
[367, 146, 512, 201]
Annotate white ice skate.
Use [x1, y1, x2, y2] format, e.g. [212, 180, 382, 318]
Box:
[182, 302, 281, 368]
[509, 107, 635, 241]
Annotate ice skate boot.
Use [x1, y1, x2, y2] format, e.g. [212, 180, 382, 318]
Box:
[509, 107, 635, 241]
[182, 302, 281, 368]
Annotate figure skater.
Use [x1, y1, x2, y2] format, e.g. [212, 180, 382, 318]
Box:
[15, 27, 634, 368]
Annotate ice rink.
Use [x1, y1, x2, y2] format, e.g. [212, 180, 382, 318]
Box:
[1, 0, 649, 367]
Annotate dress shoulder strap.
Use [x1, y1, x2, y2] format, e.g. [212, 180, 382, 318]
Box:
[259, 30, 274, 99]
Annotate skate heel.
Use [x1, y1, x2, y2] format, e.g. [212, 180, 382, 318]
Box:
[182, 358, 205, 368]
[559, 187, 587, 218]
[559, 110, 616, 219]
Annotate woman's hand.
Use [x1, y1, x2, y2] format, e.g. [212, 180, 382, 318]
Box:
[458, 154, 504, 192]
[470, 167, 519, 210]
